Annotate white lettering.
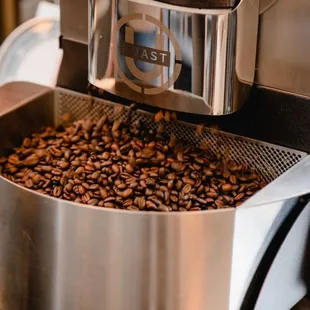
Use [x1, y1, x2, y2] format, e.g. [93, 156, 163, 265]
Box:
[151, 51, 157, 61]
[160, 52, 167, 63]
[141, 49, 148, 59]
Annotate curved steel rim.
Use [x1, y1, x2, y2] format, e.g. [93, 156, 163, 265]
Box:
[0, 16, 58, 67]
[0, 175, 232, 215]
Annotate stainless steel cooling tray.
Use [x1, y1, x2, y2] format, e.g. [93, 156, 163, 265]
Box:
[0, 82, 310, 310]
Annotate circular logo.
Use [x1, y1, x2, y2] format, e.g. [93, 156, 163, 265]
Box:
[112, 13, 182, 95]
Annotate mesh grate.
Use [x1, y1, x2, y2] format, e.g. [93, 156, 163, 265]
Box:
[56, 88, 306, 184]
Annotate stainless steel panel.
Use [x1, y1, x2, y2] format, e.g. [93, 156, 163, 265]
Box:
[254, 201, 310, 310]
[0, 179, 235, 310]
[231, 197, 298, 309]
[256, 0, 310, 96]
[60, 0, 88, 44]
[0, 82, 309, 310]
[60, 0, 310, 98]
[0, 81, 51, 116]
[89, 0, 259, 115]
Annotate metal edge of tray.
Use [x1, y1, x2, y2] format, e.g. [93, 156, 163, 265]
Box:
[242, 155, 310, 208]
[55, 85, 309, 209]
[0, 82, 236, 309]
[0, 81, 52, 116]
[0, 81, 308, 211]
[0, 81, 306, 310]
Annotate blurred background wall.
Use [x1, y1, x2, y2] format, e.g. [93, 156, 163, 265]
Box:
[0, 0, 58, 43]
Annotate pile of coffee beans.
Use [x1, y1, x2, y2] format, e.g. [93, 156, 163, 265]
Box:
[0, 113, 265, 211]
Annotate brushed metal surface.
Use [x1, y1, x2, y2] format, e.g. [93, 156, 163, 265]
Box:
[256, 0, 310, 96]
[60, 0, 88, 44]
[0, 81, 51, 116]
[89, 0, 259, 115]
[231, 197, 299, 309]
[0, 179, 235, 310]
[253, 201, 310, 310]
[0, 82, 309, 310]
[60, 0, 310, 98]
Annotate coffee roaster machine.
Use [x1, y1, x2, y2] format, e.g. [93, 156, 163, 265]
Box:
[1, 0, 310, 309]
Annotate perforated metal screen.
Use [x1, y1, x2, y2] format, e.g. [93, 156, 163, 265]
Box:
[56, 88, 307, 184]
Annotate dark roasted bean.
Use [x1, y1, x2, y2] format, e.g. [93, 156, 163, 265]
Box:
[145, 188, 153, 196]
[189, 207, 201, 211]
[87, 198, 99, 205]
[222, 183, 233, 192]
[0, 114, 263, 211]
[171, 162, 182, 172]
[127, 205, 139, 211]
[53, 186, 63, 197]
[234, 193, 245, 202]
[51, 168, 62, 176]
[146, 200, 157, 210]
[75, 167, 84, 175]
[117, 188, 133, 198]
[158, 204, 169, 212]
[24, 154, 39, 166]
[154, 110, 164, 122]
[182, 177, 195, 186]
[206, 192, 218, 198]
[182, 184, 192, 194]
[90, 184, 99, 190]
[104, 202, 115, 208]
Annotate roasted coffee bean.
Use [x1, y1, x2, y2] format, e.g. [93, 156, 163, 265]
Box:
[65, 183, 73, 192]
[104, 202, 115, 208]
[164, 111, 170, 122]
[234, 193, 245, 201]
[182, 177, 195, 186]
[171, 162, 182, 172]
[112, 120, 121, 132]
[158, 204, 169, 212]
[196, 198, 207, 205]
[90, 184, 99, 190]
[196, 124, 204, 136]
[215, 200, 225, 208]
[25, 179, 34, 188]
[222, 183, 233, 192]
[24, 154, 39, 166]
[145, 188, 154, 196]
[182, 184, 192, 194]
[102, 152, 110, 160]
[135, 197, 146, 210]
[53, 186, 63, 197]
[238, 185, 246, 193]
[146, 200, 157, 210]
[125, 164, 134, 173]
[117, 188, 133, 198]
[78, 185, 86, 195]
[51, 168, 62, 176]
[88, 198, 99, 206]
[112, 164, 120, 174]
[127, 205, 139, 211]
[128, 182, 138, 189]
[155, 190, 164, 199]
[154, 110, 164, 123]
[0, 115, 264, 211]
[146, 178, 156, 187]
[206, 192, 218, 198]
[229, 175, 237, 184]
[75, 167, 84, 175]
